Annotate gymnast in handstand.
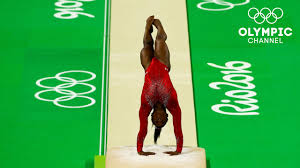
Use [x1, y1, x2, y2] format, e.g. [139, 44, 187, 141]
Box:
[137, 16, 183, 156]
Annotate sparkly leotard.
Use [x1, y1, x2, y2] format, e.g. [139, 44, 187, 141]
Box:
[137, 57, 183, 153]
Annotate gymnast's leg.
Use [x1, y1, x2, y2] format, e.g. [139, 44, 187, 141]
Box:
[140, 16, 155, 70]
[153, 19, 171, 70]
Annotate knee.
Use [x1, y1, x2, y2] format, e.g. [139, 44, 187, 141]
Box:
[143, 38, 154, 46]
[156, 33, 167, 41]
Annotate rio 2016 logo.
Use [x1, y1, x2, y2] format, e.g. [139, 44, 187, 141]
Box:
[207, 61, 259, 116]
[197, 0, 250, 11]
[54, 0, 95, 19]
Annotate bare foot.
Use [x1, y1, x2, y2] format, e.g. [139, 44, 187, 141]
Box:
[153, 19, 163, 29]
[153, 19, 167, 40]
[164, 151, 180, 156]
[138, 151, 156, 156]
[146, 15, 154, 33]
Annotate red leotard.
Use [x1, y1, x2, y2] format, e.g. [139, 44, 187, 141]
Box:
[137, 57, 183, 153]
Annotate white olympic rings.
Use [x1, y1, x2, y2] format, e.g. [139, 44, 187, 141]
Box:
[35, 70, 96, 108]
[197, 0, 250, 11]
[248, 7, 283, 24]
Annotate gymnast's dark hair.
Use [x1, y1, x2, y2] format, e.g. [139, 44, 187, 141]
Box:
[151, 106, 168, 144]
[154, 127, 162, 144]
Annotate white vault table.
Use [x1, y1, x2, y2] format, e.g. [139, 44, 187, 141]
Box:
[106, 145, 206, 168]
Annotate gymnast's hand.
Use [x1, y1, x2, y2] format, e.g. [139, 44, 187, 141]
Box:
[138, 151, 156, 156]
[164, 151, 181, 156]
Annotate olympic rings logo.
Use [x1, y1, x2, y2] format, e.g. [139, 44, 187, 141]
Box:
[248, 7, 283, 24]
[35, 70, 96, 108]
[197, 0, 250, 11]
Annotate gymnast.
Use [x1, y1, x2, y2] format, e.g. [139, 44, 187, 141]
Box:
[137, 16, 183, 156]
